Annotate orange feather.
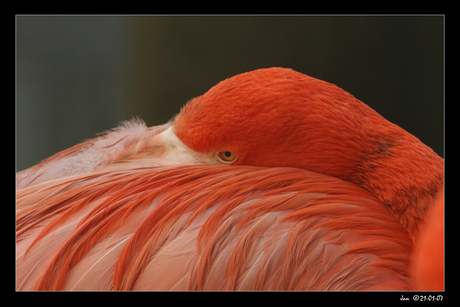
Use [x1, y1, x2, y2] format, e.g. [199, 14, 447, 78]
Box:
[17, 164, 413, 290]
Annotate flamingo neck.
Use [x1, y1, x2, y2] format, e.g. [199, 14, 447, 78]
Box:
[347, 132, 444, 243]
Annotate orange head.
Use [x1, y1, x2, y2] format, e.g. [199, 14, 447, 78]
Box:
[174, 68, 396, 180]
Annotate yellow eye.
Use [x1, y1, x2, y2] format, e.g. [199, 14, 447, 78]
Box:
[217, 151, 238, 164]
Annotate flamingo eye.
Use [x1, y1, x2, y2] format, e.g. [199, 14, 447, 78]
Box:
[217, 151, 238, 164]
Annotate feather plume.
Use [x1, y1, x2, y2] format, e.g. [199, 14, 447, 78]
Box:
[16, 119, 169, 190]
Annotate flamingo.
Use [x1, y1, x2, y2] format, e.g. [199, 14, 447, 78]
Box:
[16, 67, 444, 291]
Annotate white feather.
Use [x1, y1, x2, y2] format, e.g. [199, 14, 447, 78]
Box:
[16, 118, 160, 190]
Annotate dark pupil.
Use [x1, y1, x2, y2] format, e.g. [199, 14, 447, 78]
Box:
[225, 151, 231, 157]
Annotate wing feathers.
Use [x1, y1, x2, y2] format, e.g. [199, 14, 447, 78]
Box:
[16, 164, 413, 290]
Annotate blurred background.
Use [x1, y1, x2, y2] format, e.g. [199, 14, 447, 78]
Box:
[16, 15, 444, 172]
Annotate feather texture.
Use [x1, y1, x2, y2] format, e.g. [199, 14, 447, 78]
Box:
[17, 163, 413, 290]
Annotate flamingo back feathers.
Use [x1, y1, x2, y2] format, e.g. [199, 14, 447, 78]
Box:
[17, 163, 413, 290]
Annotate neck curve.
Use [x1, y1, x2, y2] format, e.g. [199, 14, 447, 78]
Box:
[348, 130, 444, 243]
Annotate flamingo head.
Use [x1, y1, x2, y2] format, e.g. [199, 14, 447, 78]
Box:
[164, 67, 398, 181]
